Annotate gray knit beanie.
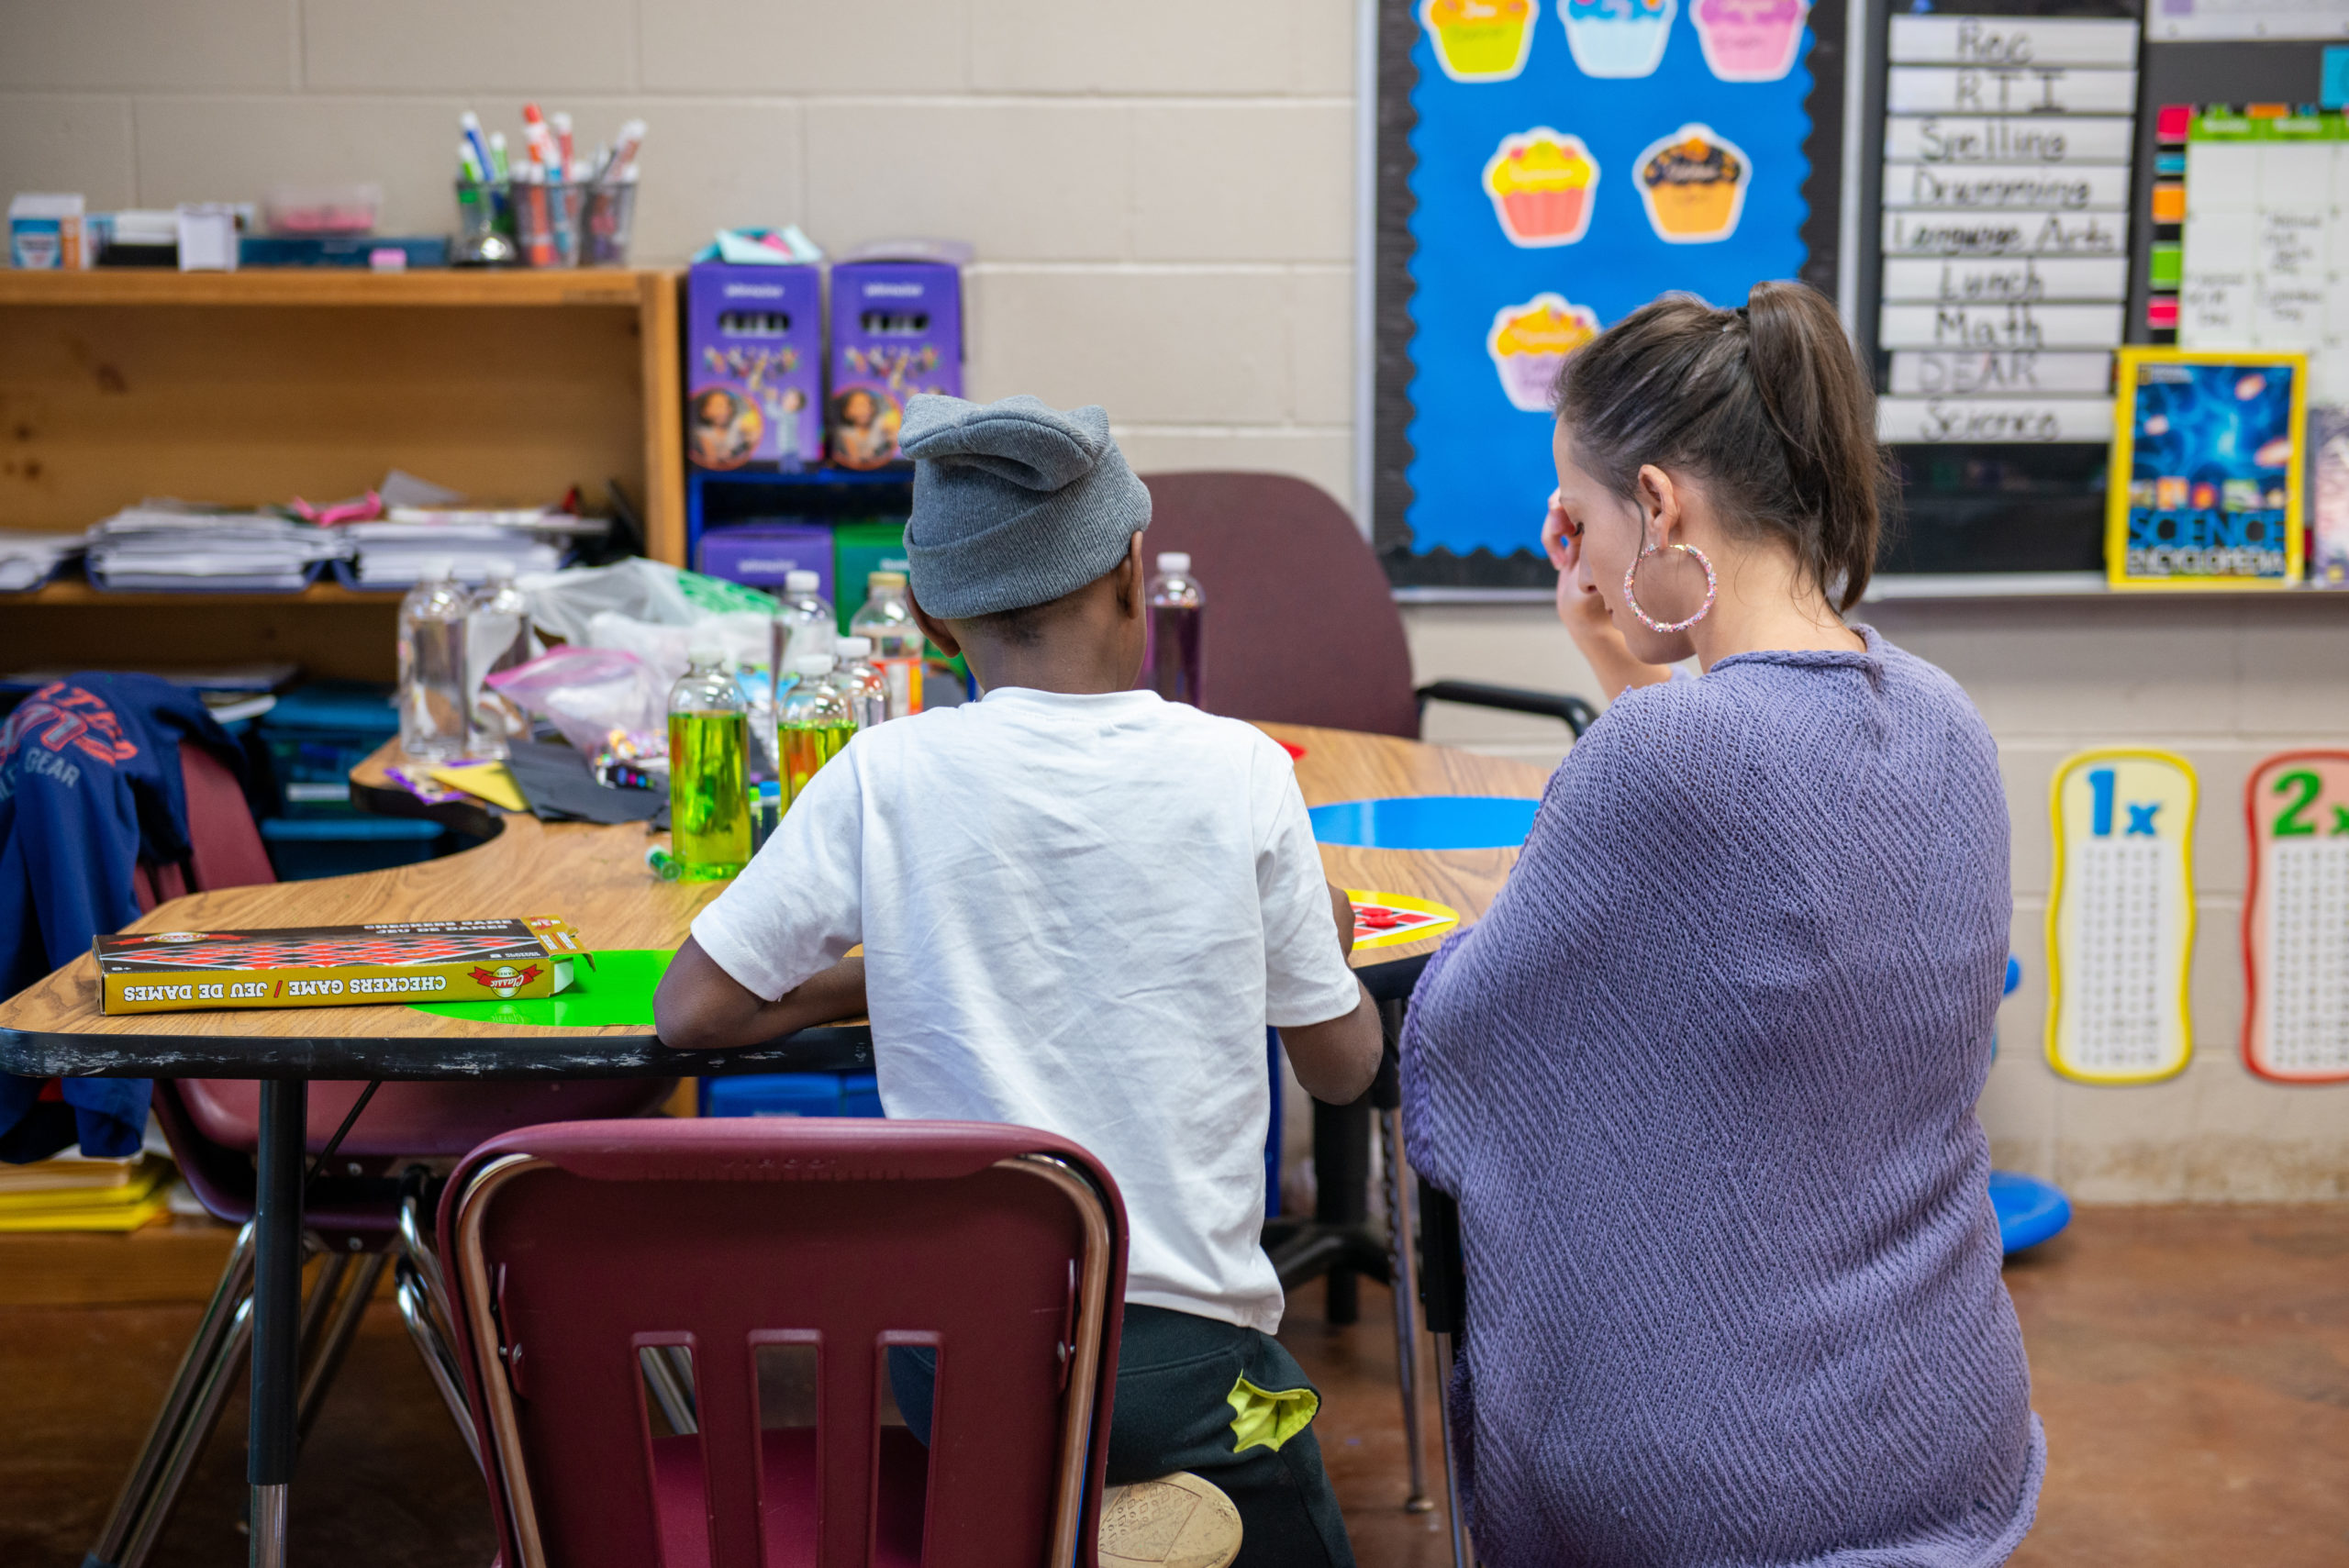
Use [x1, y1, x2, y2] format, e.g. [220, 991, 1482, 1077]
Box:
[900, 394, 1152, 618]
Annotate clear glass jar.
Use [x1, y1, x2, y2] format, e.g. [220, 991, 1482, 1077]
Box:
[666, 646, 751, 881]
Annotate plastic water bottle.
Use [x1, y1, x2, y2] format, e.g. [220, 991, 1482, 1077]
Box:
[667, 643, 751, 882]
[769, 569, 835, 694]
[779, 652, 854, 805]
[833, 635, 889, 730]
[396, 557, 471, 760]
[1145, 551, 1204, 705]
[465, 561, 532, 760]
[849, 571, 924, 718]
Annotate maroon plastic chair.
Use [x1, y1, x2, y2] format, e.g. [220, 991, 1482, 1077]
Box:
[85, 741, 676, 1568]
[437, 1117, 1130, 1568]
[1138, 472, 1594, 740]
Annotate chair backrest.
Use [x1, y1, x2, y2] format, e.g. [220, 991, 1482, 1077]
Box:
[1139, 473, 1420, 738]
[437, 1118, 1130, 1568]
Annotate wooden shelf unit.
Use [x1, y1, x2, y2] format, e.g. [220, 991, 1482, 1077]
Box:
[0, 267, 684, 684]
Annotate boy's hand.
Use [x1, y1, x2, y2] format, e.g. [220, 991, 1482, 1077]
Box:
[1328, 882, 1356, 957]
[654, 940, 867, 1051]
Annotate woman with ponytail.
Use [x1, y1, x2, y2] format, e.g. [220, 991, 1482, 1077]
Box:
[1400, 281, 2041, 1565]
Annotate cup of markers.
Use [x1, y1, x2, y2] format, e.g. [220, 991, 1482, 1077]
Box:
[452, 106, 643, 269]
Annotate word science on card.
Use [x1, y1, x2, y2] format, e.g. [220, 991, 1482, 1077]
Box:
[2243, 751, 2349, 1084]
[2047, 750, 2198, 1084]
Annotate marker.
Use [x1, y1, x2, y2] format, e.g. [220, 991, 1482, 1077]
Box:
[488, 131, 509, 181]
[607, 118, 647, 183]
[459, 111, 495, 188]
[551, 111, 574, 175]
[457, 139, 484, 184]
[645, 845, 682, 882]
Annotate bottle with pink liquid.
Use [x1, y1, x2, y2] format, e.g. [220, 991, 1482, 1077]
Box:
[1144, 551, 1204, 706]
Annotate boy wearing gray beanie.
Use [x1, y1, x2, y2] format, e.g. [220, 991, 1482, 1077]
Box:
[662, 395, 1377, 1568]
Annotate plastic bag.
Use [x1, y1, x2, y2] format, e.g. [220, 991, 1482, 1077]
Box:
[484, 646, 664, 760]
[518, 558, 776, 645]
[584, 606, 771, 692]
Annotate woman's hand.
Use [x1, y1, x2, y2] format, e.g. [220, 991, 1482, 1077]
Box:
[1543, 490, 1675, 703]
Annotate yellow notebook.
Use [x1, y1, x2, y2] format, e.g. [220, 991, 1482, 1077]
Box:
[429, 762, 528, 812]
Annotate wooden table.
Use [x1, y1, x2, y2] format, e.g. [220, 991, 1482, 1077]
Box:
[0, 722, 1547, 1568]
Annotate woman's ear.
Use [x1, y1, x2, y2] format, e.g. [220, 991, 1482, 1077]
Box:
[1637, 464, 1683, 548]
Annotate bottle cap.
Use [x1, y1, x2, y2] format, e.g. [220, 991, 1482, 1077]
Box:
[869, 571, 907, 588]
[418, 556, 457, 581]
[688, 639, 727, 666]
[837, 635, 872, 659]
[1157, 551, 1191, 573]
[785, 569, 820, 592]
[794, 653, 835, 677]
[484, 559, 517, 582]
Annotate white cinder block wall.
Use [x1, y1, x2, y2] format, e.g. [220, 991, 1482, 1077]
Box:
[5, 0, 2343, 1198]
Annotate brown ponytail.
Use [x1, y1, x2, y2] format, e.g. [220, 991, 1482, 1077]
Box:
[1550, 280, 1885, 612]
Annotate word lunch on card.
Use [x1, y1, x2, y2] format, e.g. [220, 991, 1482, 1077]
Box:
[2047, 750, 2199, 1085]
[2243, 751, 2349, 1084]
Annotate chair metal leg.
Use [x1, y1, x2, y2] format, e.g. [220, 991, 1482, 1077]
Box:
[395, 1260, 483, 1470]
[396, 1165, 454, 1326]
[110, 1297, 256, 1568]
[1432, 1332, 1475, 1568]
[1379, 1106, 1435, 1513]
[82, 1222, 256, 1568]
[294, 1249, 350, 1362]
[296, 1250, 391, 1444]
[640, 1343, 699, 1435]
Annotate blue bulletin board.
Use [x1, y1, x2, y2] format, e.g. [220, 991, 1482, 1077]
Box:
[1375, 0, 1847, 588]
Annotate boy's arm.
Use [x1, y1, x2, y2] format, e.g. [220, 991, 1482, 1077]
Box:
[1278, 979, 1381, 1105]
[654, 941, 866, 1052]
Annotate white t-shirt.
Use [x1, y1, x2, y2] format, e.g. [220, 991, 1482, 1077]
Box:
[690, 686, 1363, 1333]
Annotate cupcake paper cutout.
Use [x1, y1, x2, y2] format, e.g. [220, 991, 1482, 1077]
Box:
[1483, 128, 1600, 247]
[1487, 295, 1602, 412]
[1636, 124, 1750, 243]
[1421, 0, 1538, 83]
[1692, 0, 1809, 82]
[1558, 0, 1676, 79]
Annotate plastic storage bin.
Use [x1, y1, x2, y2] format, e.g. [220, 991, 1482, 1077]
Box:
[260, 817, 447, 881]
[700, 1072, 885, 1119]
[255, 683, 398, 817]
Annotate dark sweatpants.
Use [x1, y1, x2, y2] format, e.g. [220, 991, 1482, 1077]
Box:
[890, 1303, 1357, 1568]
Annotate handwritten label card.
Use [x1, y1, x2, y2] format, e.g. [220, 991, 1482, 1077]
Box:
[1876, 13, 2139, 447]
[2048, 750, 2199, 1084]
[2243, 751, 2349, 1084]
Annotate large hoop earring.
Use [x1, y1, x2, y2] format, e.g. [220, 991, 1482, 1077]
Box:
[1621, 542, 1716, 634]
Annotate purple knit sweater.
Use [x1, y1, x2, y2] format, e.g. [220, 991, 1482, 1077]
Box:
[1400, 628, 2042, 1568]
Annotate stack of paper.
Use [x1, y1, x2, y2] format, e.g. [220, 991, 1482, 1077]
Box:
[0, 1152, 173, 1232]
[0, 529, 83, 592]
[337, 517, 566, 588]
[85, 504, 351, 593]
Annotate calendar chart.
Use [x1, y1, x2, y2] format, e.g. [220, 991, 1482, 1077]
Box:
[2048, 750, 2199, 1084]
[2243, 751, 2349, 1084]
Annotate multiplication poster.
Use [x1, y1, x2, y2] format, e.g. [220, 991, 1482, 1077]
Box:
[1384, 0, 1823, 584]
[2047, 750, 2199, 1084]
[2243, 751, 2349, 1084]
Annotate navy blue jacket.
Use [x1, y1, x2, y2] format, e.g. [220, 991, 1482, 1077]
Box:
[0, 675, 238, 1162]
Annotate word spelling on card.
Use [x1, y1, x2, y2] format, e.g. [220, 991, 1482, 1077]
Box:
[2243, 751, 2349, 1084]
[2048, 750, 2198, 1084]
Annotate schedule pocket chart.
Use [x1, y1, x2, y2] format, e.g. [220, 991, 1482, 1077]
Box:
[2243, 751, 2349, 1084]
[2048, 750, 2199, 1084]
[1876, 12, 2141, 448]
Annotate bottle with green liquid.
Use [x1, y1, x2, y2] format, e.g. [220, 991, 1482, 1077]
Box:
[667, 645, 751, 881]
[780, 652, 854, 806]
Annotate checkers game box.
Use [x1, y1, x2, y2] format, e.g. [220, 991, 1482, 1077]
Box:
[95, 918, 584, 1015]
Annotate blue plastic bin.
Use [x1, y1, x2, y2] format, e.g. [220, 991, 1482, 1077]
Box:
[260, 816, 446, 881]
[702, 1072, 885, 1119]
[254, 682, 399, 817]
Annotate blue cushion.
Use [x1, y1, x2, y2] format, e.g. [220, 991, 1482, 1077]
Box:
[1989, 1171, 2071, 1255]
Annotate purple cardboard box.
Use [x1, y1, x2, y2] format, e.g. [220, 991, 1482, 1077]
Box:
[696, 523, 835, 601]
[828, 241, 968, 471]
[687, 261, 824, 471]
